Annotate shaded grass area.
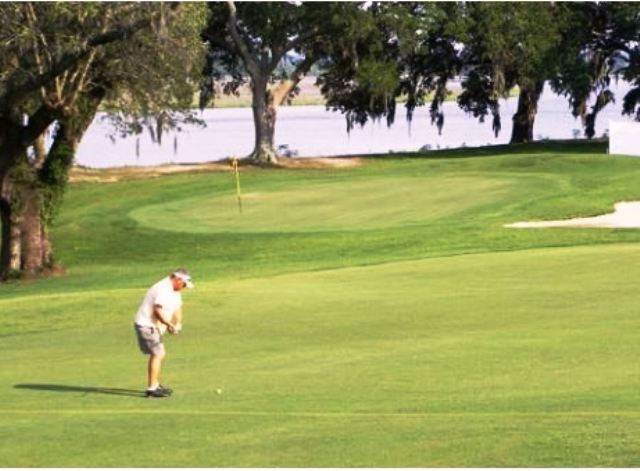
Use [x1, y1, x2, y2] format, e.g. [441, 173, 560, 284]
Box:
[2, 140, 640, 466]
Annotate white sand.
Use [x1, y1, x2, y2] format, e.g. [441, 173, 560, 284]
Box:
[506, 201, 640, 229]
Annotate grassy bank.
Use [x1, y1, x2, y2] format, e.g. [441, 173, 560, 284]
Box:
[1, 141, 640, 466]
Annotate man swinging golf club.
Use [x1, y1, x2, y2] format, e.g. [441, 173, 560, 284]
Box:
[133, 268, 194, 398]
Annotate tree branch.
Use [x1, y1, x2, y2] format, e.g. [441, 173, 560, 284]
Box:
[225, 1, 260, 78]
[269, 43, 287, 72]
[68, 51, 98, 107]
[1, 7, 174, 109]
[285, 27, 321, 54]
[272, 53, 316, 106]
[267, 28, 322, 72]
[23, 3, 52, 104]
[20, 104, 60, 148]
[202, 32, 232, 52]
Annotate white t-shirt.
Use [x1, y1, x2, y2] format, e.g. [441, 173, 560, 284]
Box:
[134, 277, 183, 329]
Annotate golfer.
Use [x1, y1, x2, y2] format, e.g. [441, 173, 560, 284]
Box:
[133, 268, 194, 398]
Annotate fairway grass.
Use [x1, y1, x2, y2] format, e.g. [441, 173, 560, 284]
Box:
[2, 142, 640, 466]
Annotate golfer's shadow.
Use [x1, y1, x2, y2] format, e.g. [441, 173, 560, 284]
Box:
[14, 383, 145, 397]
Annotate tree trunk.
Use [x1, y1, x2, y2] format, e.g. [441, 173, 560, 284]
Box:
[249, 77, 279, 164]
[0, 198, 13, 276]
[510, 81, 544, 144]
[0, 190, 22, 279]
[0, 106, 58, 279]
[1, 162, 26, 279]
[0, 144, 67, 280]
[19, 183, 45, 278]
[0, 125, 24, 279]
[247, 67, 313, 164]
[0, 155, 46, 280]
[41, 226, 53, 269]
[0, 116, 24, 183]
[0, 88, 102, 281]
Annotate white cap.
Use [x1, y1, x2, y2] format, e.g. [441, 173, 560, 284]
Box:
[173, 269, 194, 288]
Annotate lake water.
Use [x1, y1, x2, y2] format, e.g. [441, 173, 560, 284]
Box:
[76, 82, 636, 168]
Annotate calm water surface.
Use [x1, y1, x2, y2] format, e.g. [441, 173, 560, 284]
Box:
[76, 82, 635, 168]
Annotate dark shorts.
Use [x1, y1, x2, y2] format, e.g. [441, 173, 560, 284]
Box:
[134, 324, 165, 356]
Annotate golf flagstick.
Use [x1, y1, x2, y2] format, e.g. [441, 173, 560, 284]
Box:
[231, 156, 243, 214]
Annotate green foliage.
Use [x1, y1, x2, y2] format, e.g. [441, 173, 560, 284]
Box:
[0, 3, 207, 143]
[317, 3, 401, 131]
[316, 3, 459, 134]
[302, 2, 639, 140]
[201, 2, 370, 107]
[457, 2, 561, 131]
[6, 156, 37, 215]
[99, 3, 209, 141]
[1, 3, 210, 280]
[38, 133, 74, 228]
[393, 2, 464, 131]
[1, 4, 142, 111]
[616, 3, 640, 120]
[201, 2, 375, 161]
[479, 3, 559, 86]
[550, 2, 640, 138]
[355, 58, 398, 106]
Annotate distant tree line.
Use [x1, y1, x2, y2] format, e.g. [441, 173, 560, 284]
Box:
[1, 1, 639, 280]
[203, 2, 639, 161]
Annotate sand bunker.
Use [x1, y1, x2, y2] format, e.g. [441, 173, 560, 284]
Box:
[506, 201, 640, 229]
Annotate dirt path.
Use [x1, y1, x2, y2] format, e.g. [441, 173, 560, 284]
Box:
[69, 156, 363, 183]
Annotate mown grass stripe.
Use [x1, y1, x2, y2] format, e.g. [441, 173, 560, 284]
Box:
[2, 409, 639, 418]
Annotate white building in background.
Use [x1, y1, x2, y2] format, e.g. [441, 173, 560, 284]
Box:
[609, 120, 640, 157]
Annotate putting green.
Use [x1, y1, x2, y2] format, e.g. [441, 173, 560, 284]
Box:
[129, 175, 512, 233]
